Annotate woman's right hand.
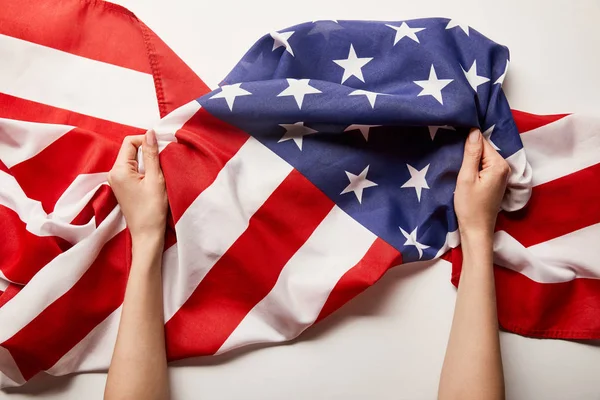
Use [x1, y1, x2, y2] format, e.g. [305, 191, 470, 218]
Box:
[454, 128, 511, 242]
[440, 127, 508, 400]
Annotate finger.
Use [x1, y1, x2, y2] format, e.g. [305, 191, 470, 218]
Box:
[481, 136, 506, 169]
[481, 134, 504, 159]
[142, 129, 163, 180]
[114, 135, 144, 167]
[481, 137, 511, 179]
[457, 128, 483, 181]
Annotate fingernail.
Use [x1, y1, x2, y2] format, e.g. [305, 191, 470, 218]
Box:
[145, 129, 156, 146]
[468, 129, 480, 143]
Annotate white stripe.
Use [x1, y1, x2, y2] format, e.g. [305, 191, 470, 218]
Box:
[43, 103, 204, 379]
[0, 372, 23, 389]
[137, 101, 201, 173]
[435, 229, 460, 258]
[47, 307, 121, 376]
[494, 223, 600, 283]
[0, 34, 160, 127]
[163, 137, 293, 321]
[44, 132, 294, 378]
[0, 347, 25, 389]
[153, 101, 201, 141]
[0, 118, 73, 168]
[0, 270, 9, 292]
[0, 207, 125, 342]
[51, 173, 108, 222]
[217, 206, 376, 354]
[0, 170, 99, 244]
[502, 148, 533, 211]
[521, 114, 600, 186]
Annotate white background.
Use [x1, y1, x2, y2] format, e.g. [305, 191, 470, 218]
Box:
[3, 0, 600, 399]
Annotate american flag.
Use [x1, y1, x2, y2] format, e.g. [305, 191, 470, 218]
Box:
[1, 0, 599, 388]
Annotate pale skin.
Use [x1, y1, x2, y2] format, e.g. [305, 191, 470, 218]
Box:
[438, 128, 509, 400]
[104, 130, 170, 400]
[103, 128, 507, 400]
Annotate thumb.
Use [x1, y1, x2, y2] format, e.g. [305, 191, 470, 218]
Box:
[142, 129, 162, 179]
[458, 128, 483, 182]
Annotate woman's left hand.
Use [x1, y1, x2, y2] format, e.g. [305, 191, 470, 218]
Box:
[108, 130, 168, 244]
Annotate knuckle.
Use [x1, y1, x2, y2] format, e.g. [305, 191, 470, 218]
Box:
[126, 160, 139, 169]
[464, 146, 481, 160]
[498, 160, 511, 177]
[456, 173, 472, 185]
[108, 168, 126, 184]
[146, 150, 158, 159]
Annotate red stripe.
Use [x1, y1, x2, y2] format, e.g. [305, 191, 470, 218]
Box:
[512, 110, 569, 134]
[0, 0, 152, 74]
[496, 162, 600, 248]
[1, 0, 211, 121]
[165, 169, 335, 359]
[9, 128, 122, 213]
[450, 249, 600, 339]
[1, 230, 128, 380]
[0, 206, 71, 284]
[137, 22, 211, 116]
[495, 269, 600, 339]
[160, 108, 249, 223]
[0, 93, 144, 137]
[71, 185, 118, 227]
[1, 0, 210, 118]
[316, 238, 402, 323]
[0, 284, 21, 309]
[448, 111, 600, 340]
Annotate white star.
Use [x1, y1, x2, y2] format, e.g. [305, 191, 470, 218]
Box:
[340, 165, 378, 203]
[401, 163, 430, 201]
[462, 60, 490, 92]
[344, 124, 381, 141]
[209, 83, 252, 111]
[270, 31, 295, 56]
[495, 59, 510, 85]
[349, 89, 385, 108]
[445, 19, 469, 36]
[413, 65, 453, 105]
[333, 44, 373, 84]
[428, 125, 455, 140]
[278, 122, 318, 150]
[400, 226, 430, 259]
[482, 125, 500, 151]
[277, 79, 322, 109]
[385, 22, 426, 45]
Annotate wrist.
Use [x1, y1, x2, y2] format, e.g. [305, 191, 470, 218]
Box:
[460, 227, 493, 246]
[460, 229, 494, 267]
[131, 230, 165, 252]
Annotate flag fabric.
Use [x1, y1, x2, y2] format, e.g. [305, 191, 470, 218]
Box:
[0, 0, 210, 386]
[1, 0, 599, 389]
[198, 18, 532, 264]
[451, 110, 600, 339]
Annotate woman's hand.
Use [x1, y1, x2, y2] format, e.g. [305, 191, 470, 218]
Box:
[105, 130, 170, 400]
[439, 129, 508, 400]
[108, 130, 168, 245]
[454, 128, 510, 241]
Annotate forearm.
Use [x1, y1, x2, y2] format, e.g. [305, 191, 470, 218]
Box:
[104, 234, 169, 400]
[438, 233, 504, 400]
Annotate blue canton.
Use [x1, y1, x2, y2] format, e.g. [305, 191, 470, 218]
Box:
[197, 18, 523, 262]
